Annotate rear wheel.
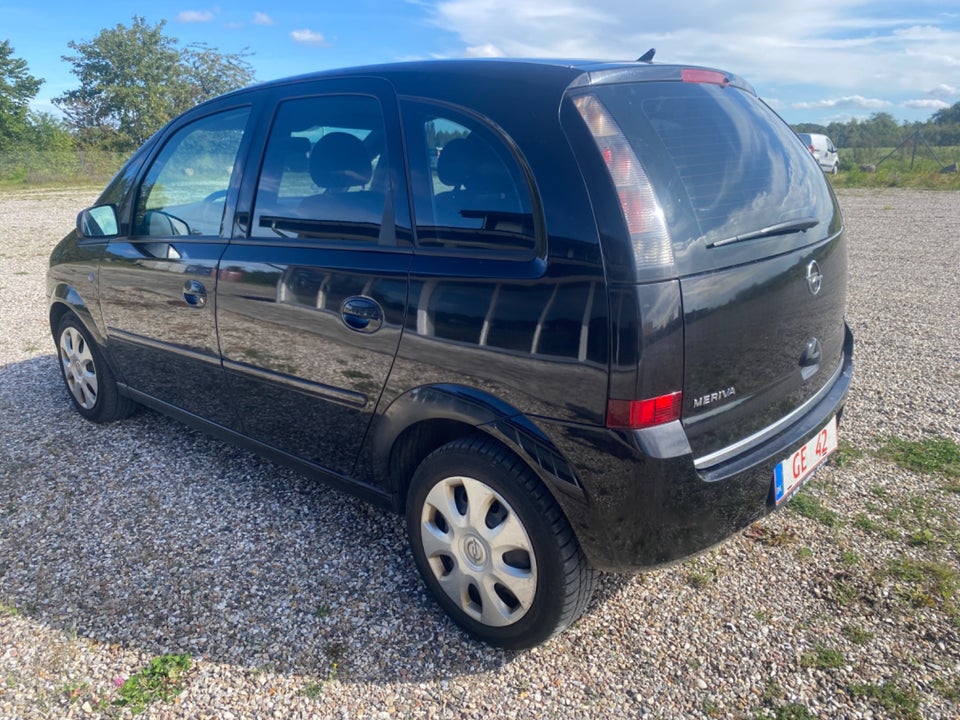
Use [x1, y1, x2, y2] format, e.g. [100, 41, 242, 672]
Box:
[56, 312, 134, 423]
[406, 435, 596, 648]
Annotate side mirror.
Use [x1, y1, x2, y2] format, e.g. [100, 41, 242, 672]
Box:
[77, 205, 120, 238]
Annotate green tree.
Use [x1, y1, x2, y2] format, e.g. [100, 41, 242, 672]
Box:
[55, 16, 254, 152]
[181, 42, 256, 105]
[26, 110, 75, 151]
[931, 101, 960, 127]
[861, 112, 904, 147]
[0, 39, 43, 150]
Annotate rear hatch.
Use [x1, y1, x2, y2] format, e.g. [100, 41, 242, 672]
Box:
[570, 67, 847, 462]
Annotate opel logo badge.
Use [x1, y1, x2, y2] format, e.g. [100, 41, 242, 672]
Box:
[465, 538, 484, 564]
[806, 260, 823, 296]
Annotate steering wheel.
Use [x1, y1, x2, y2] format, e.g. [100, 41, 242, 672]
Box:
[203, 189, 229, 203]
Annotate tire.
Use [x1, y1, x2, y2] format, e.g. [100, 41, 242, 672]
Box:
[56, 312, 135, 423]
[406, 434, 596, 648]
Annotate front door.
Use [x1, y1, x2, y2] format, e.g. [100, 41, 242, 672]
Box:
[99, 105, 253, 426]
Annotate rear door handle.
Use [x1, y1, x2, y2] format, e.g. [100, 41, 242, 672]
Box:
[183, 279, 207, 308]
[340, 296, 383, 333]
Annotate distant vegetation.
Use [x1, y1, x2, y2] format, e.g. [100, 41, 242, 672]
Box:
[792, 108, 960, 189]
[0, 17, 253, 188]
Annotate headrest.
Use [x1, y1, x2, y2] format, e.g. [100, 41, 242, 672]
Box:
[436, 137, 472, 188]
[309, 132, 372, 190]
[437, 134, 508, 194]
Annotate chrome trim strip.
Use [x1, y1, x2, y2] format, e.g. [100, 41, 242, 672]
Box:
[693, 359, 844, 469]
[107, 327, 222, 367]
[222, 358, 368, 408]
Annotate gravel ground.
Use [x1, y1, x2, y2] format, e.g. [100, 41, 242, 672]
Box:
[0, 187, 958, 719]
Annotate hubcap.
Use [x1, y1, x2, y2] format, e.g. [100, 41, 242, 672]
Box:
[59, 326, 98, 410]
[420, 476, 537, 627]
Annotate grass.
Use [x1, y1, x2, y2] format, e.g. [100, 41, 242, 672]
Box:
[799, 644, 845, 670]
[876, 436, 960, 477]
[745, 523, 797, 546]
[770, 705, 816, 720]
[788, 491, 839, 527]
[931, 677, 960, 701]
[839, 549, 859, 566]
[848, 681, 921, 720]
[754, 680, 816, 720]
[114, 654, 192, 715]
[0, 602, 18, 617]
[302, 681, 325, 700]
[884, 557, 959, 616]
[687, 571, 712, 589]
[829, 145, 960, 190]
[831, 439, 864, 468]
[841, 624, 875, 644]
[831, 167, 960, 191]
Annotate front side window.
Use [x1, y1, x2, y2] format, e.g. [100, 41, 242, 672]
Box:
[251, 95, 389, 245]
[402, 100, 537, 256]
[133, 107, 250, 237]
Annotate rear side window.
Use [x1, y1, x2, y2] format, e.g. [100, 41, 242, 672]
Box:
[583, 82, 837, 274]
[402, 100, 537, 257]
[251, 95, 389, 245]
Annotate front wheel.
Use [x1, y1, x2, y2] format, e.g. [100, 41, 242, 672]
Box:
[56, 312, 134, 423]
[406, 435, 596, 648]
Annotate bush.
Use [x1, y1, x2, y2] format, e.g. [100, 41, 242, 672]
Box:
[0, 149, 126, 187]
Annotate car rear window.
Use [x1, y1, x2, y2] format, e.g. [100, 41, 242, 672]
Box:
[588, 82, 838, 275]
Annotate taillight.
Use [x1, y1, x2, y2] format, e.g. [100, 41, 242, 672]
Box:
[606, 392, 683, 429]
[573, 94, 674, 270]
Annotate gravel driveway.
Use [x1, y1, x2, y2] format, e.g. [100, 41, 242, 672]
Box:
[1, 187, 958, 719]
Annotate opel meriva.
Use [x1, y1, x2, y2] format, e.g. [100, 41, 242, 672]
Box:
[48, 58, 853, 648]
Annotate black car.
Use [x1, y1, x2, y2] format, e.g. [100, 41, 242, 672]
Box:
[48, 58, 853, 648]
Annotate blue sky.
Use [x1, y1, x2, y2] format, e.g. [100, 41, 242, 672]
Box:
[3, 0, 959, 126]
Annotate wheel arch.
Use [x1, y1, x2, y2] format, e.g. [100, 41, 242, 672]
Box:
[371, 384, 585, 510]
[49, 285, 106, 347]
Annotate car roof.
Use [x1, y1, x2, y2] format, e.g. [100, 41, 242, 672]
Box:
[225, 58, 755, 103]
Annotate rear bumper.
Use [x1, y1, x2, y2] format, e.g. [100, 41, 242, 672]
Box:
[546, 323, 854, 571]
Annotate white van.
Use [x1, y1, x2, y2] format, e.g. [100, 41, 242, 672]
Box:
[798, 133, 839, 174]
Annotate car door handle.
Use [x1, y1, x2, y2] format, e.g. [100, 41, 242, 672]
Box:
[183, 279, 207, 308]
[340, 296, 383, 333]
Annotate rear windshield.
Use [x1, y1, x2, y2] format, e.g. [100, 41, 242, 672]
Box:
[591, 82, 839, 274]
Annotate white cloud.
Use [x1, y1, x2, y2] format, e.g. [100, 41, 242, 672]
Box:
[926, 83, 958, 98]
[464, 43, 506, 58]
[291, 29, 329, 46]
[253, 12, 275, 26]
[793, 96, 892, 111]
[902, 98, 950, 110]
[177, 10, 215, 23]
[418, 0, 960, 118]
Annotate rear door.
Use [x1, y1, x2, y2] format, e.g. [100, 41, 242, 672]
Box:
[216, 79, 412, 476]
[578, 75, 847, 462]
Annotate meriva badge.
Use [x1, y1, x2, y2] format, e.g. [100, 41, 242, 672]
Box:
[693, 387, 736, 409]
